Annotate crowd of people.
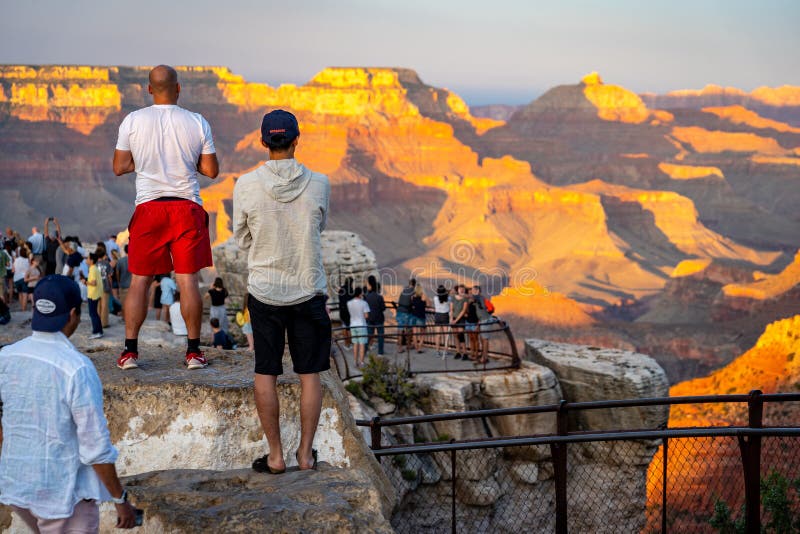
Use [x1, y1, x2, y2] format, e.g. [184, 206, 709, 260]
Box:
[0, 226, 245, 350]
[0, 223, 131, 329]
[337, 276, 499, 365]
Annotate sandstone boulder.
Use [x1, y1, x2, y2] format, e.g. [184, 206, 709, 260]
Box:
[212, 231, 379, 306]
[525, 339, 669, 432]
[95, 466, 393, 533]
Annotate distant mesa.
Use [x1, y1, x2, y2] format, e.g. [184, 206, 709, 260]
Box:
[657, 162, 724, 180]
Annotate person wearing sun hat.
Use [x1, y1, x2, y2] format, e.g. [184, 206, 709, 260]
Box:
[0, 275, 138, 531]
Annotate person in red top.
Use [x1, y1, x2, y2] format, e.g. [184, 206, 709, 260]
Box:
[112, 65, 219, 371]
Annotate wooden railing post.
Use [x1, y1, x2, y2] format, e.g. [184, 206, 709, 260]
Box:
[739, 390, 763, 534]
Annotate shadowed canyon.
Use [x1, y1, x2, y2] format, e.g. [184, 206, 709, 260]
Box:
[2, 64, 800, 386]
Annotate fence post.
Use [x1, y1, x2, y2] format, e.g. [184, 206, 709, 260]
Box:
[549, 400, 569, 534]
[370, 416, 382, 462]
[661, 437, 668, 533]
[451, 447, 457, 534]
[739, 389, 763, 534]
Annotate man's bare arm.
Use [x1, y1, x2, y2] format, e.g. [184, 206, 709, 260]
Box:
[92, 463, 137, 528]
[113, 150, 135, 176]
[197, 153, 219, 179]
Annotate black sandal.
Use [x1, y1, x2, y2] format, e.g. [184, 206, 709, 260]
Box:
[252, 454, 286, 474]
[296, 448, 318, 471]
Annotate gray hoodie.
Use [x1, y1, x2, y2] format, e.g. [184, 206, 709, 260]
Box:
[233, 159, 330, 305]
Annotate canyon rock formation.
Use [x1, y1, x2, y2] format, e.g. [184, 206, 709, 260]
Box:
[2, 64, 800, 386]
[376, 340, 669, 532]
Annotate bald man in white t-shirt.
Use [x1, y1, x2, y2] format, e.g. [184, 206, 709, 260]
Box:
[112, 65, 219, 371]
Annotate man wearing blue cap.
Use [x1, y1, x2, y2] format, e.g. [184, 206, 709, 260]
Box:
[233, 110, 331, 473]
[0, 275, 138, 531]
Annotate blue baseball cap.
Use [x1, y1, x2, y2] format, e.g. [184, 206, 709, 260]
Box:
[32, 275, 82, 333]
[261, 110, 299, 144]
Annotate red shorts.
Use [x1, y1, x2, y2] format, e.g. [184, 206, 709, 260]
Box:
[127, 198, 213, 275]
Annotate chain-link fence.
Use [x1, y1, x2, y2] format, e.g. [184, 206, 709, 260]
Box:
[358, 392, 800, 533]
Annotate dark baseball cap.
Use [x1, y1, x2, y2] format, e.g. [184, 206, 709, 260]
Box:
[32, 275, 82, 333]
[261, 110, 299, 144]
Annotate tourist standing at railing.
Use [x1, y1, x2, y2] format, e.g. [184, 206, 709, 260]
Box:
[434, 285, 450, 358]
[364, 275, 386, 356]
[451, 284, 469, 360]
[410, 284, 428, 354]
[337, 277, 354, 347]
[464, 289, 480, 362]
[396, 278, 416, 349]
[233, 109, 331, 473]
[348, 287, 370, 367]
[472, 285, 496, 364]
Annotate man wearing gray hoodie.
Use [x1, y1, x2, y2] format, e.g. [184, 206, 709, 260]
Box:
[233, 110, 331, 473]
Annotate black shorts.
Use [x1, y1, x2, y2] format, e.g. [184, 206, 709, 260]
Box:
[434, 312, 449, 326]
[248, 293, 332, 376]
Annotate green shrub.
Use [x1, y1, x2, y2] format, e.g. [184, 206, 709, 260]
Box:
[391, 455, 407, 468]
[344, 381, 365, 399]
[401, 469, 418, 482]
[361, 355, 418, 409]
[709, 470, 800, 533]
[435, 433, 452, 442]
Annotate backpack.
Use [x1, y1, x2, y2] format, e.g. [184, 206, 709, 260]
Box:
[484, 298, 495, 314]
[397, 287, 414, 312]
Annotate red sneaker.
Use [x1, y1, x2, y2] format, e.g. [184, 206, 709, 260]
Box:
[117, 350, 139, 370]
[185, 351, 208, 370]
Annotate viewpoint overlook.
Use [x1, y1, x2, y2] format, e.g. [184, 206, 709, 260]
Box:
[2, 64, 799, 382]
[1, 64, 800, 531]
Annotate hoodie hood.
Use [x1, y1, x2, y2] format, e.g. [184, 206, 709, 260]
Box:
[262, 159, 311, 202]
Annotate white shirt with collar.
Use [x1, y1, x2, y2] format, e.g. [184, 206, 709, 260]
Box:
[0, 331, 118, 519]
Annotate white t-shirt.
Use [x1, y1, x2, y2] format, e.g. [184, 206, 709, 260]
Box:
[347, 298, 370, 328]
[169, 302, 187, 336]
[434, 298, 450, 314]
[116, 105, 216, 206]
[12, 257, 29, 283]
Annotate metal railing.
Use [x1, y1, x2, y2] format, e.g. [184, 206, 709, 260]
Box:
[355, 391, 800, 533]
[331, 319, 520, 381]
[330, 299, 520, 380]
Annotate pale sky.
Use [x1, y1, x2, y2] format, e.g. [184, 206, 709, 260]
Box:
[2, 0, 798, 105]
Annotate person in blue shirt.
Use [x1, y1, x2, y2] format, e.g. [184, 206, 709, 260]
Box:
[0, 275, 137, 530]
[159, 273, 178, 325]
